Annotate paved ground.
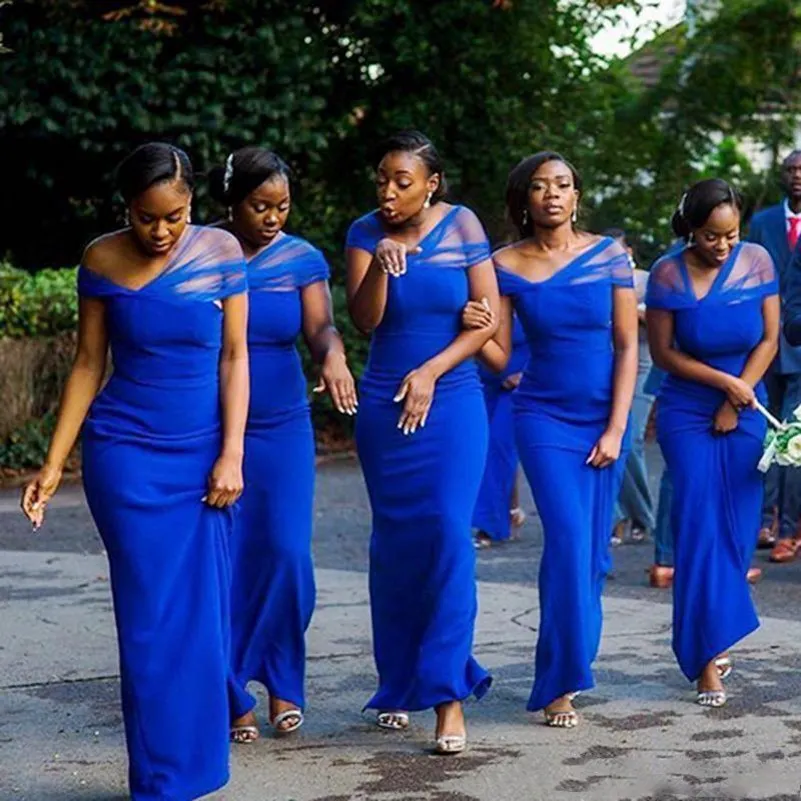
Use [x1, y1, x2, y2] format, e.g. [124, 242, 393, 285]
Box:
[3, 453, 801, 800]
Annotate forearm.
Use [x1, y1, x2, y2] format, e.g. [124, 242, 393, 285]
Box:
[426, 326, 497, 379]
[219, 353, 249, 458]
[348, 260, 389, 333]
[651, 345, 732, 392]
[607, 341, 638, 434]
[738, 338, 778, 388]
[45, 361, 106, 469]
[307, 326, 346, 364]
[476, 338, 511, 373]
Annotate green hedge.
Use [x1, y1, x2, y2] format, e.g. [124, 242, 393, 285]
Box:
[0, 264, 78, 338]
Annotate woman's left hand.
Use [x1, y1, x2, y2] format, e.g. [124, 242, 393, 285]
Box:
[204, 452, 244, 508]
[313, 351, 358, 416]
[502, 372, 523, 391]
[713, 400, 739, 435]
[587, 427, 623, 469]
[394, 365, 438, 435]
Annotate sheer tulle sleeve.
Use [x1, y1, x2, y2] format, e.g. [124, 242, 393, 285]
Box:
[452, 206, 492, 268]
[723, 242, 778, 301]
[645, 254, 693, 311]
[346, 212, 382, 254]
[248, 235, 330, 292]
[166, 227, 247, 301]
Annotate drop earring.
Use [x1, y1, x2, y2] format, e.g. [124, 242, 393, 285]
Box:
[187, 204, 192, 224]
[571, 207, 578, 224]
[227, 207, 233, 222]
[423, 192, 433, 210]
[522, 209, 529, 228]
[124, 209, 130, 227]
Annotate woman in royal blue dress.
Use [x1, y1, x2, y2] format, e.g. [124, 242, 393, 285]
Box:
[646, 179, 778, 706]
[463, 152, 638, 728]
[346, 131, 498, 754]
[21, 143, 249, 799]
[472, 312, 530, 548]
[208, 147, 357, 743]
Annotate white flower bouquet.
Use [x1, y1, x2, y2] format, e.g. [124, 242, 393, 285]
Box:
[756, 401, 801, 473]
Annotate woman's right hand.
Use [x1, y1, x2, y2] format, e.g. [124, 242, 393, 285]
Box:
[375, 239, 420, 278]
[461, 298, 494, 330]
[21, 463, 63, 531]
[723, 375, 756, 411]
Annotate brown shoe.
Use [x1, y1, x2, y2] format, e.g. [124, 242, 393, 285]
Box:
[769, 538, 801, 563]
[746, 567, 762, 584]
[649, 565, 674, 589]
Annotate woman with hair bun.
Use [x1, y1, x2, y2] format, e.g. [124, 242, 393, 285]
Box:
[346, 130, 498, 754]
[646, 178, 779, 706]
[463, 151, 638, 729]
[209, 146, 357, 743]
[21, 142, 249, 799]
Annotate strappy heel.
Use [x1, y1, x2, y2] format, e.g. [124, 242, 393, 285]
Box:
[544, 709, 579, 728]
[230, 724, 259, 744]
[271, 708, 304, 735]
[435, 733, 466, 754]
[376, 711, 409, 730]
[715, 656, 732, 680]
[697, 690, 727, 708]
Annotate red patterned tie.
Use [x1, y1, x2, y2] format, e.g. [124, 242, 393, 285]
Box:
[790, 216, 801, 251]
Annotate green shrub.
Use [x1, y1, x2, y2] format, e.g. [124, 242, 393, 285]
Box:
[0, 264, 78, 338]
[0, 411, 60, 470]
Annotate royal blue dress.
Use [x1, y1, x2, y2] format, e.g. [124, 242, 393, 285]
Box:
[78, 226, 247, 801]
[347, 204, 493, 712]
[472, 314, 530, 541]
[646, 242, 777, 681]
[229, 233, 328, 720]
[496, 237, 633, 712]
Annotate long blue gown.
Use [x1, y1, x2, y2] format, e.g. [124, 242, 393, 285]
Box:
[347, 204, 493, 712]
[78, 226, 247, 801]
[495, 237, 633, 712]
[645, 242, 777, 681]
[229, 233, 327, 720]
[472, 314, 530, 541]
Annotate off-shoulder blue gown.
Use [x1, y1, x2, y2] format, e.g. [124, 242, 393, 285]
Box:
[346, 204, 493, 712]
[79, 226, 247, 800]
[496, 237, 633, 712]
[646, 242, 777, 681]
[473, 314, 530, 541]
[229, 233, 328, 720]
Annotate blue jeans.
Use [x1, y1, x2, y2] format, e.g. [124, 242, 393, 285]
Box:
[615, 347, 656, 531]
[762, 369, 801, 539]
[653, 468, 673, 567]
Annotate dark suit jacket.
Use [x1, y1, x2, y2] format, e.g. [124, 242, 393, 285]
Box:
[748, 203, 801, 372]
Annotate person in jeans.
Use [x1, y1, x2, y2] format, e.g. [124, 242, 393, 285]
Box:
[607, 229, 656, 546]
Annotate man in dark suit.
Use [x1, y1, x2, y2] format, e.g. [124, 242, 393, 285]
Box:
[748, 149, 801, 562]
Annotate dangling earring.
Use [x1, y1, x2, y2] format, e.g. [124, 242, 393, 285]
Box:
[187, 204, 192, 224]
[571, 207, 578, 224]
[522, 209, 529, 228]
[227, 207, 233, 222]
[688, 231, 695, 245]
[423, 192, 433, 210]
[123, 209, 130, 227]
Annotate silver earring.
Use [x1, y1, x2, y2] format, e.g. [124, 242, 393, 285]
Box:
[123, 209, 130, 227]
[572, 207, 578, 224]
[227, 207, 233, 222]
[187, 204, 192, 224]
[688, 231, 695, 245]
[423, 192, 432, 210]
[522, 209, 529, 228]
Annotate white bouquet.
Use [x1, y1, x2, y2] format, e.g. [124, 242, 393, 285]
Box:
[757, 401, 801, 473]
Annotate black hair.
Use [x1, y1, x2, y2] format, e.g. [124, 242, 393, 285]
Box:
[671, 178, 743, 241]
[506, 151, 583, 239]
[783, 149, 801, 168]
[208, 147, 291, 207]
[378, 130, 448, 202]
[115, 143, 194, 205]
